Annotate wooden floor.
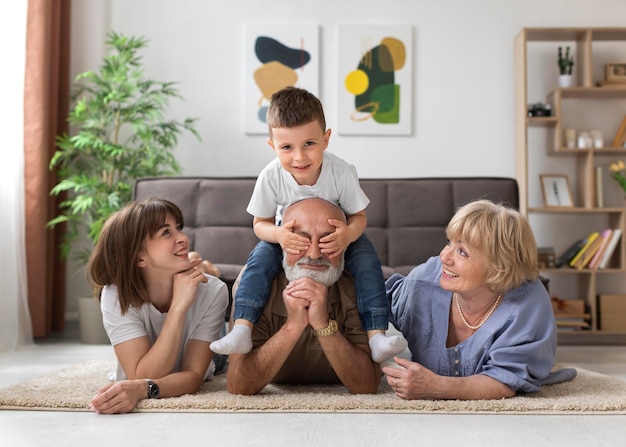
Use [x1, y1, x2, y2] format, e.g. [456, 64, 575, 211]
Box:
[0, 324, 624, 447]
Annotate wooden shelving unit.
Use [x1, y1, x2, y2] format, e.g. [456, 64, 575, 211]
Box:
[514, 27, 626, 344]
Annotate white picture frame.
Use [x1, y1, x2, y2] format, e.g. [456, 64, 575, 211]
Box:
[336, 24, 413, 136]
[540, 174, 574, 208]
[243, 24, 320, 135]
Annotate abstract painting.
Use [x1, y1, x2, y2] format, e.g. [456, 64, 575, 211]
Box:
[337, 25, 413, 135]
[243, 24, 319, 134]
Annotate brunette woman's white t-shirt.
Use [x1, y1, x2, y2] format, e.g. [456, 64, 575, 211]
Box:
[100, 274, 228, 381]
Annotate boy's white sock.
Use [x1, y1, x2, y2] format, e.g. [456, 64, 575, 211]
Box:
[210, 325, 253, 355]
[368, 332, 408, 363]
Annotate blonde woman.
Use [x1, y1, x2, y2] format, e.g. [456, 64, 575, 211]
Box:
[383, 200, 576, 400]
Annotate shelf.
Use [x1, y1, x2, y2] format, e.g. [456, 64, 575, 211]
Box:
[555, 86, 626, 99]
[516, 27, 626, 342]
[527, 116, 558, 127]
[557, 330, 626, 345]
[541, 267, 625, 274]
[552, 147, 626, 154]
[523, 27, 626, 42]
[529, 207, 625, 214]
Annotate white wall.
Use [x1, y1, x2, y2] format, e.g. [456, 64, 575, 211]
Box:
[70, 0, 626, 179]
[65, 0, 626, 312]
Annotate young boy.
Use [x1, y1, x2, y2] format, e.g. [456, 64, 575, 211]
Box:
[210, 87, 406, 363]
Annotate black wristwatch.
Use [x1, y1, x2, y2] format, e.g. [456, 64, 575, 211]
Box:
[145, 379, 160, 399]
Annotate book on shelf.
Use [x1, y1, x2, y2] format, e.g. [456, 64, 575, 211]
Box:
[568, 232, 599, 268]
[555, 319, 591, 329]
[587, 229, 613, 269]
[573, 234, 604, 270]
[551, 298, 591, 329]
[598, 229, 623, 269]
[595, 166, 603, 208]
[555, 237, 587, 268]
[612, 114, 626, 148]
[555, 320, 591, 330]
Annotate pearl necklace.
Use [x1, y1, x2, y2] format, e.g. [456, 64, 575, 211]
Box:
[454, 292, 502, 330]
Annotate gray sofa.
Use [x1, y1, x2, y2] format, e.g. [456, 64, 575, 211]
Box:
[133, 176, 519, 304]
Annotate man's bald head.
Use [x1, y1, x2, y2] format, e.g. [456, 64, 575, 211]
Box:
[283, 198, 347, 225]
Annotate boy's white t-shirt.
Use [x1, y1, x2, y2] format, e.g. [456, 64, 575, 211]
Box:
[100, 275, 228, 381]
[246, 151, 370, 223]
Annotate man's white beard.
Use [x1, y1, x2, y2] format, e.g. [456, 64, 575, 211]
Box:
[282, 255, 345, 286]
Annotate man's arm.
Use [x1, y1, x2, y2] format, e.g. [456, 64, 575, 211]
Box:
[226, 321, 304, 395]
[226, 286, 310, 395]
[315, 330, 380, 394]
[290, 277, 380, 394]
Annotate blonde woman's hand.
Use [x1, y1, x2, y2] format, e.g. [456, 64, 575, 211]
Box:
[382, 357, 442, 400]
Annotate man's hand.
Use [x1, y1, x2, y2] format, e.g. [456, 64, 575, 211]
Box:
[282, 278, 313, 332]
[284, 276, 330, 329]
[277, 220, 311, 254]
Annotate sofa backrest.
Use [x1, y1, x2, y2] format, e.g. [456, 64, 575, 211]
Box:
[359, 178, 519, 274]
[133, 176, 518, 279]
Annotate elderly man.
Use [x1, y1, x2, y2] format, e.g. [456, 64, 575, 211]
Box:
[226, 198, 381, 395]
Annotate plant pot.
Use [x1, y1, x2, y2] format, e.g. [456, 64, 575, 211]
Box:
[77, 296, 109, 344]
[558, 74, 573, 88]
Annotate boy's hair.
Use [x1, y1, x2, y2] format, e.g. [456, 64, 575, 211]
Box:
[87, 197, 184, 314]
[445, 199, 539, 292]
[266, 86, 326, 136]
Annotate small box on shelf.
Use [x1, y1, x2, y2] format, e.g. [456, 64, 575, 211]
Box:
[598, 295, 626, 331]
[537, 247, 556, 269]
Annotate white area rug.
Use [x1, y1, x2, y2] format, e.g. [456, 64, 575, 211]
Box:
[1, 361, 625, 414]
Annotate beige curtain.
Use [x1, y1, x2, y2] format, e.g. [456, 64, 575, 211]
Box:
[24, 0, 71, 337]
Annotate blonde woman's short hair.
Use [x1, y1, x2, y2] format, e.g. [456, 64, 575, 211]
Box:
[445, 199, 538, 292]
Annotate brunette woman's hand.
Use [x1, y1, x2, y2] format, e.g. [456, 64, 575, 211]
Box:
[171, 258, 208, 313]
[89, 379, 147, 414]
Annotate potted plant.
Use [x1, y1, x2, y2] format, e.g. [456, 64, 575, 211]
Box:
[558, 46, 574, 87]
[48, 31, 200, 343]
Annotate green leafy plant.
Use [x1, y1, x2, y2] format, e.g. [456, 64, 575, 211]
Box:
[48, 31, 200, 263]
[558, 46, 574, 75]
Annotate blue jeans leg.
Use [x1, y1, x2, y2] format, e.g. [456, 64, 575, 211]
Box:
[232, 241, 283, 323]
[345, 234, 389, 332]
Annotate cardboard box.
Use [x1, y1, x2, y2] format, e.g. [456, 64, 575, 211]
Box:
[598, 295, 626, 331]
[551, 298, 585, 315]
[605, 63, 626, 82]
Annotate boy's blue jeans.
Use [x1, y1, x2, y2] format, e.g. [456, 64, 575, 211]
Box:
[233, 234, 389, 332]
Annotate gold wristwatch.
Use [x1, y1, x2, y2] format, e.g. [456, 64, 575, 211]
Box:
[312, 319, 338, 337]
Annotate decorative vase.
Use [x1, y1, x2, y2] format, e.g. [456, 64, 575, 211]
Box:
[558, 74, 573, 88]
